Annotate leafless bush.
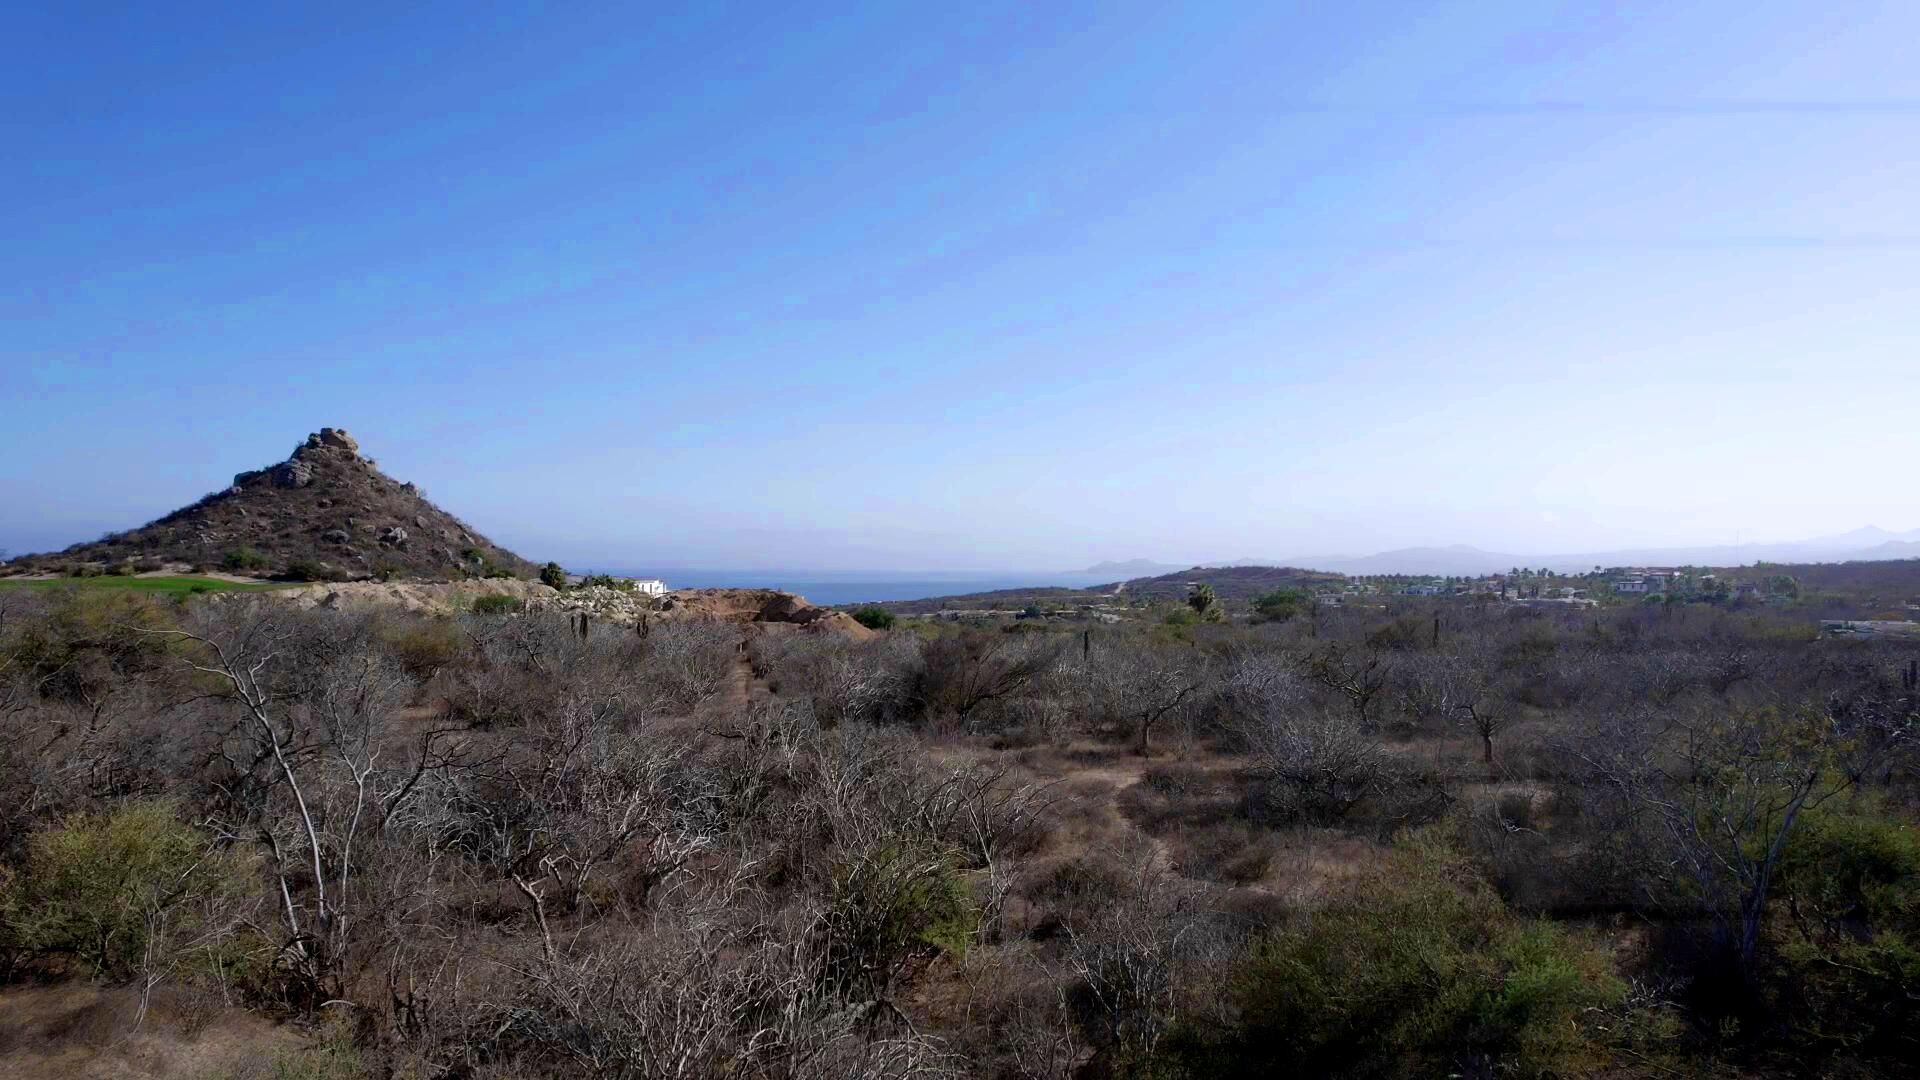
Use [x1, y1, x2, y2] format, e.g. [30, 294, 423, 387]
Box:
[1241, 703, 1394, 825]
[757, 633, 916, 725]
[911, 630, 1065, 728]
[1060, 868, 1219, 1067]
[641, 620, 738, 709]
[496, 906, 962, 1079]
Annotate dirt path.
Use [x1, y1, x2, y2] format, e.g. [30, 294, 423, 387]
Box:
[704, 636, 776, 720]
[1048, 752, 1176, 874]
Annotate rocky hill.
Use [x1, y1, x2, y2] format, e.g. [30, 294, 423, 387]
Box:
[4, 427, 537, 582]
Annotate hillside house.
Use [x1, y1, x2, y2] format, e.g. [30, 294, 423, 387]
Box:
[1615, 569, 1679, 595]
[632, 579, 667, 597]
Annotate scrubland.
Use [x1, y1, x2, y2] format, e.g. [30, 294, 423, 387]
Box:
[2, 587, 1916, 1078]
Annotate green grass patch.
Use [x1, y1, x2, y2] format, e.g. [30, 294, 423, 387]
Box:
[0, 575, 295, 595]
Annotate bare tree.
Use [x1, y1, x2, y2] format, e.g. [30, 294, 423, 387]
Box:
[1303, 645, 1389, 729]
[1241, 703, 1392, 824]
[145, 605, 461, 1003]
[913, 631, 1064, 725]
[1061, 865, 1205, 1066]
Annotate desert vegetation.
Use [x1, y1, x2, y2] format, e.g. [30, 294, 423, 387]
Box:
[2, 584, 1918, 1078]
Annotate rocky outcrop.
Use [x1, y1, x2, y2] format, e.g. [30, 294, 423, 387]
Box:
[272, 460, 315, 488]
[311, 427, 360, 453]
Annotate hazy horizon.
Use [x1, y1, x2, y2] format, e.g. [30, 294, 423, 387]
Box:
[6, 4, 1918, 572]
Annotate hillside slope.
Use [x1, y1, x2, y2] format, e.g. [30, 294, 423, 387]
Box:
[1114, 564, 1347, 602]
[875, 565, 1346, 613]
[4, 428, 536, 582]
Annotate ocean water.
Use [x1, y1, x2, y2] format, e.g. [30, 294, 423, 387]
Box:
[586, 569, 1104, 606]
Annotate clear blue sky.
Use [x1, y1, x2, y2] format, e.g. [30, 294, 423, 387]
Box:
[4, 2, 1917, 571]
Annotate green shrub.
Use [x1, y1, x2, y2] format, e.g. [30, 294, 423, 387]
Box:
[470, 593, 524, 615]
[1187, 584, 1224, 623]
[105, 561, 138, 577]
[281, 558, 342, 583]
[821, 842, 974, 997]
[539, 561, 568, 588]
[2, 801, 244, 981]
[5, 589, 180, 704]
[1764, 799, 1920, 1060]
[1251, 587, 1306, 623]
[1160, 836, 1627, 1078]
[222, 546, 269, 572]
[851, 605, 896, 630]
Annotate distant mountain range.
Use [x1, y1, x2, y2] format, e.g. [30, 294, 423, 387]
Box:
[1090, 528, 1920, 579]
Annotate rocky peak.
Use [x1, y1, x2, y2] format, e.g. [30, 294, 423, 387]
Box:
[300, 427, 361, 456]
[6, 425, 538, 582]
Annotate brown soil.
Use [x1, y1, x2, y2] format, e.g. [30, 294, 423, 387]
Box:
[0, 984, 302, 1080]
[660, 588, 878, 640]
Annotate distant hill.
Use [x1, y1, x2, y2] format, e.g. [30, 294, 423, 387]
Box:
[1078, 558, 1186, 577]
[1264, 528, 1920, 576]
[3, 427, 536, 582]
[1267, 545, 1526, 577]
[874, 564, 1344, 613]
[1116, 565, 1345, 602]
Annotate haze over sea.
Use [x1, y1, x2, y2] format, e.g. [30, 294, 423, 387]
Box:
[589, 569, 1110, 606]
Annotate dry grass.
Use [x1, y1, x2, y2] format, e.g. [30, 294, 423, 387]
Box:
[0, 984, 303, 1080]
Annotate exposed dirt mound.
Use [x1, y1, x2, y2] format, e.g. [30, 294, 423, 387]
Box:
[4, 427, 537, 582]
[659, 587, 877, 640]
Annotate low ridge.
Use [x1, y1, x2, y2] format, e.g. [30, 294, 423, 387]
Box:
[4, 427, 537, 582]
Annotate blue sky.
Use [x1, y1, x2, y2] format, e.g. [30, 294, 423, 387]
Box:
[4, 2, 1917, 571]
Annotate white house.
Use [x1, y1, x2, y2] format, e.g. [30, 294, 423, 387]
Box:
[632, 579, 667, 597]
